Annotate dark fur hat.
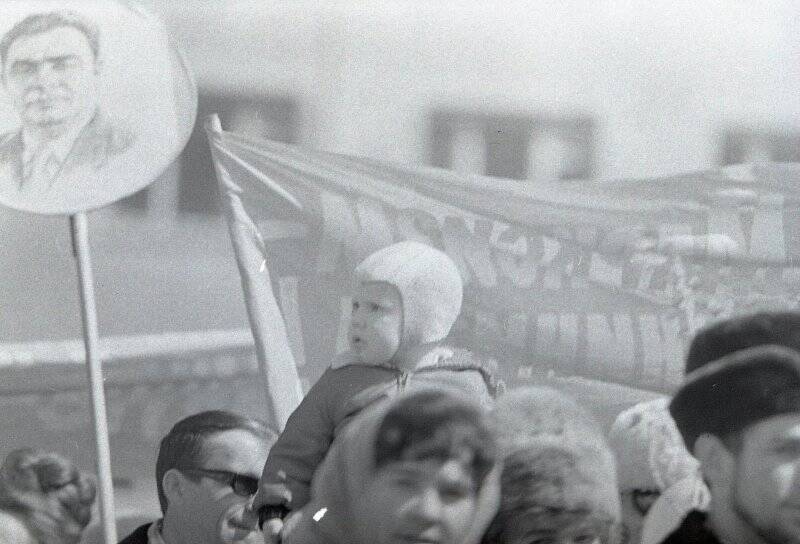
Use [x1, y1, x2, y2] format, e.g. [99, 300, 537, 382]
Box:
[685, 311, 800, 374]
[671, 344, 800, 452]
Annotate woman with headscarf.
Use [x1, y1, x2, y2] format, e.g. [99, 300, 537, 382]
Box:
[278, 387, 502, 544]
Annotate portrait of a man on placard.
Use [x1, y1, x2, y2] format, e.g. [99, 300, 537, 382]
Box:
[0, 11, 135, 198]
[0, 2, 195, 215]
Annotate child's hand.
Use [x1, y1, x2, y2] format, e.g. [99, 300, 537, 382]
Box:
[252, 470, 293, 512]
[252, 470, 292, 544]
[262, 518, 284, 544]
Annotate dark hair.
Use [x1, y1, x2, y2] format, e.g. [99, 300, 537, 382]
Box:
[373, 389, 497, 487]
[686, 311, 800, 374]
[0, 448, 96, 544]
[1, 11, 100, 68]
[155, 410, 277, 514]
[484, 443, 618, 544]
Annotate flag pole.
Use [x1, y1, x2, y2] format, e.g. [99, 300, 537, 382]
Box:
[70, 212, 117, 544]
[206, 114, 303, 430]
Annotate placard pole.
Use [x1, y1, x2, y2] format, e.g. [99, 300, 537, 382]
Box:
[70, 212, 117, 544]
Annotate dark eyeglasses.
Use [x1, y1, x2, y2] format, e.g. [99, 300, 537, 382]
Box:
[183, 468, 260, 498]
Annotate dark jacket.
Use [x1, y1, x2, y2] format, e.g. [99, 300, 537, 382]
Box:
[661, 511, 721, 544]
[259, 347, 500, 510]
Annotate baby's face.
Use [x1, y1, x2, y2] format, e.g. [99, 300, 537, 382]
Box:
[349, 281, 403, 365]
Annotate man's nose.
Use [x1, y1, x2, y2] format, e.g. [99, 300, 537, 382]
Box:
[409, 488, 443, 523]
[351, 306, 366, 328]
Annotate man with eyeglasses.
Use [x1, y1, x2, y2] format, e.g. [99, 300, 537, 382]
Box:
[118, 410, 277, 544]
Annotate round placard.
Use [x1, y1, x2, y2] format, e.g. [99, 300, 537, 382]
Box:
[0, 1, 196, 214]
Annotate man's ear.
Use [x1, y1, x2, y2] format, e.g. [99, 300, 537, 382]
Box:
[693, 433, 733, 487]
[162, 469, 186, 505]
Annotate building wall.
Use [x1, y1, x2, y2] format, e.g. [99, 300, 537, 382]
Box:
[2, 0, 799, 342]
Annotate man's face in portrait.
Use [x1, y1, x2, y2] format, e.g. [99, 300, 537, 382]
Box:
[3, 26, 99, 133]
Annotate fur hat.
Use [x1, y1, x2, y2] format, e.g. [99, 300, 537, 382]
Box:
[609, 397, 702, 492]
[670, 344, 800, 452]
[492, 386, 606, 451]
[484, 437, 621, 544]
[354, 241, 463, 345]
[685, 311, 800, 374]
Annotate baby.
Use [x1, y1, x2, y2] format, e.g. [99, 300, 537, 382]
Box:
[252, 241, 499, 532]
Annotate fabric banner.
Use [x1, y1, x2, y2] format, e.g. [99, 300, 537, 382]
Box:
[207, 122, 800, 393]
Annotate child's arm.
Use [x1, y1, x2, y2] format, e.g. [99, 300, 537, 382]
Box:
[253, 369, 339, 514]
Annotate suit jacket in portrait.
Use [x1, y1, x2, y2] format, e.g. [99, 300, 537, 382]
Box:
[0, 108, 135, 212]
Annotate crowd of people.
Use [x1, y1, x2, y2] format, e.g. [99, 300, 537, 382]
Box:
[4, 242, 800, 544]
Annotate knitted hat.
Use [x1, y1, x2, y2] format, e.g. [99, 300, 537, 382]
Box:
[609, 397, 702, 492]
[685, 311, 800, 374]
[670, 344, 800, 452]
[354, 241, 463, 346]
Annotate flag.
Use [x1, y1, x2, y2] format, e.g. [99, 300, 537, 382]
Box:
[206, 115, 800, 394]
[207, 115, 303, 430]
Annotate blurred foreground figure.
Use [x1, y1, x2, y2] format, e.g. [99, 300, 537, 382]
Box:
[0, 448, 96, 544]
[279, 388, 501, 544]
[118, 410, 276, 544]
[483, 387, 621, 544]
[667, 345, 800, 544]
[609, 398, 709, 544]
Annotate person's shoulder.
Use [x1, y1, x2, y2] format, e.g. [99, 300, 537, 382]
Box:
[116, 523, 152, 544]
[328, 350, 397, 374]
[422, 348, 505, 397]
[82, 109, 136, 158]
[97, 111, 136, 154]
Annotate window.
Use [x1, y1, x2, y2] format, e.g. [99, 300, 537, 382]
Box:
[718, 128, 800, 165]
[177, 93, 299, 214]
[429, 110, 595, 180]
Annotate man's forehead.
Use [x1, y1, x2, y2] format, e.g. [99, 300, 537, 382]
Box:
[200, 429, 269, 473]
[357, 281, 401, 302]
[6, 26, 93, 61]
[383, 457, 471, 479]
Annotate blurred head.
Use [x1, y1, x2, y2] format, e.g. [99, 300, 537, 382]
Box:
[156, 410, 277, 544]
[0, 448, 96, 544]
[294, 389, 499, 544]
[608, 398, 707, 544]
[484, 439, 621, 544]
[1, 11, 101, 136]
[485, 387, 619, 544]
[670, 345, 800, 544]
[356, 390, 497, 544]
[351, 241, 463, 367]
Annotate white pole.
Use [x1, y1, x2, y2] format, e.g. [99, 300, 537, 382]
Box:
[70, 212, 117, 544]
